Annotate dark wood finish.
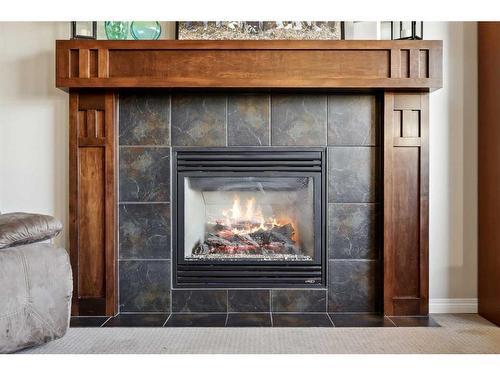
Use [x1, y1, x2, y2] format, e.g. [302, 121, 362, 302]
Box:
[56, 40, 442, 90]
[69, 91, 117, 316]
[59, 40, 441, 316]
[478, 22, 500, 326]
[384, 92, 429, 316]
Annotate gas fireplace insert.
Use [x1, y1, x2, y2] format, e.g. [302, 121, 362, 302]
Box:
[172, 147, 326, 288]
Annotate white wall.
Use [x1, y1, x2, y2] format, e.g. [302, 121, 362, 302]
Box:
[0, 22, 69, 248]
[426, 22, 478, 311]
[0, 22, 478, 310]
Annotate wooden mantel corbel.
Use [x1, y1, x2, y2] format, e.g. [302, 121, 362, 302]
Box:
[55, 39, 442, 317]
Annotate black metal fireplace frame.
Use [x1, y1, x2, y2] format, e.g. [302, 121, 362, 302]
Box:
[172, 147, 326, 288]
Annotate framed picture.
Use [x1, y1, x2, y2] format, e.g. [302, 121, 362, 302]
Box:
[71, 21, 97, 40]
[175, 22, 343, 40]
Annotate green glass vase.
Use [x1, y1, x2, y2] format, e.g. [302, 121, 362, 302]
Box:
[130, 21, 161, 40]
[105, 21, 129, 40]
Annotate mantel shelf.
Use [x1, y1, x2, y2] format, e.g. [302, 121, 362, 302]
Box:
[56, 40, 443, 91]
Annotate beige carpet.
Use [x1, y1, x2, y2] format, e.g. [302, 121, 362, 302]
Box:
[20, 314, 500, 354]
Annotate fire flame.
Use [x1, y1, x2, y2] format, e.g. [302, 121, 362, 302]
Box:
[214, 194, 293, 238]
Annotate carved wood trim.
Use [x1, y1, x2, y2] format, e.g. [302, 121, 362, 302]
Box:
[69, 91, 117, 316]
[383, 92, 429, 316]
[56, 40, 442, 90]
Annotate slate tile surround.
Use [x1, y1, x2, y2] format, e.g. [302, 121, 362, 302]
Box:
[328, 203, 379, 260]
[272, 313, 334, 327]
[119, 147, 170, 202]
[119, 260, 171, 313]
[119, 203, 170, 260]
[271, 289, 327, 313]
[119, 92, 170, 146]
[328, 95, 377, 146]
[118, 91, 382, 315]
[228, 290, 270, 312]
[103, 313, 169, 327]
[271, 95, 327, 146]
[328, 260, 380, 313]
[328, 146, 379, 203]
[71, 313, 440, 328]
[171, 290, 227, 313]
[228, 95, 270, 146]
[171, 95, 226, 146]
[226, 313, 272, 327]
[329, 313, 395, 327]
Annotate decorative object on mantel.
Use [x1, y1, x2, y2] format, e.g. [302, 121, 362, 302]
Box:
[176, 21, 342, 40]
[342, 22, 382, 40]
[71, 21, 97, 39]
[391, 21, 423, 40]
[131, 21, 162, 40]
[105, 21, 129, 40]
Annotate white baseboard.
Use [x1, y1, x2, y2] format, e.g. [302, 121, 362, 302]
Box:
[429, 298, 478, 314]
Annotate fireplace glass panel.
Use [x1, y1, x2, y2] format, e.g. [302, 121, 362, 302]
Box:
[183, 176, 315, 261]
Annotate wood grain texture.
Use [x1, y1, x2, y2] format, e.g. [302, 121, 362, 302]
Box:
[69, 91, 117, 316]
[478, 22, 500, 326]
[383, 92, 429, 316]
[78, 147, 105, 297]
[55, 40, 443, 90]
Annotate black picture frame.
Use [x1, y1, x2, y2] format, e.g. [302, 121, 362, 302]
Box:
[391, 21, 423, 40]
[71, 21, 97, 40]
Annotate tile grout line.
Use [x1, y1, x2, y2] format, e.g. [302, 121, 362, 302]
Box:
[162, 313, 172, 327]
[268, 94, 272, 146]
[116, 93, 121, 315]
[386, 316, 398, 327]
[225, 95, 229, 146]
[118, 201, 170, 205]
[326, 312, 335, 327]
[100, 316, 113, 327]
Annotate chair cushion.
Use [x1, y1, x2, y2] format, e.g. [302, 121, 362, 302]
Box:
[0, 212, 62, 249]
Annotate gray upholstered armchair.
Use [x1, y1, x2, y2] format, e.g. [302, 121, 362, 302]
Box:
[0, 213, 72, 353]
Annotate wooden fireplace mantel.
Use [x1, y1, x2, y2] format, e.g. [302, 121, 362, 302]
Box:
[56, 39, 442, 90]
[56, 40, 442, 317]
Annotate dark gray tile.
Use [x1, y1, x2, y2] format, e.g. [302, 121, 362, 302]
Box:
[165, 314, 227, 327]
[226, 313, 272, 327]
[328, 260, 379, 313]
[272, 290, 326, 312]
[171, 95, 226, 146]
[228, 95, 270, 146]
[328, 147, 378, 203]
[119, 93, 170, 146]
[172, 290, 227, 313]
[119, 147, 170, 202]
[329, 313, 395, 327]
[70, 316, 110, 327]
[389, 316, 440, 327]
[103, 313, 168, 327]
[271, 95, 327, 146]
[328, 203, 379, 260]
[328, 95, 377, 146]
[272, 313, 333, 327]
[228, 290, 270, 312]
[119, 260, 170, 312]
[119, 203, 170, 260]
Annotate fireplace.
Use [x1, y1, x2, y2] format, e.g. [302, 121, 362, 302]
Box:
[173, 148, 326, 288]
[59, 40, 440, 316]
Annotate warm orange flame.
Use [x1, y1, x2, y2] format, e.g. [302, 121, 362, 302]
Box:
[245, 197, 255, 221]
[211, 194, 298, 242]
[231, 195, 241, 220]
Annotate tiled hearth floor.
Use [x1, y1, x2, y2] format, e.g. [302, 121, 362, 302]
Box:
[70, 314, 440, 328]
